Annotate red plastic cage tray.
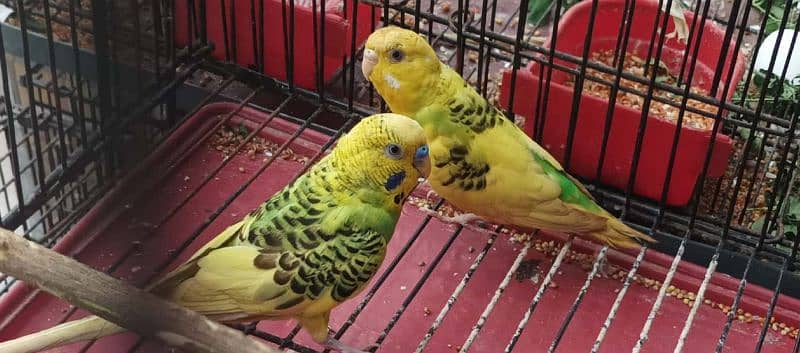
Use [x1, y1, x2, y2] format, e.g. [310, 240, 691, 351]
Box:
[1, 102, 798, 353]
[175, 0, 378, 90]
[499, 0, 745, 207]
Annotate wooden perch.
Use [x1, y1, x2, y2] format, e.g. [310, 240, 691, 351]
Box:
[0, 228, 279, 353]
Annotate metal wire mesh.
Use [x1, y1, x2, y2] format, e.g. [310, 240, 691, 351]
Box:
[0, 0, 207, 236]
[0, 0, 799, 352]
[0, 0, 210, 295]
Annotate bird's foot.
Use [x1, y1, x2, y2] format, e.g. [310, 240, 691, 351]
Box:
[419, 208, 472, 225]
[444, 212, 483, 226]
[444, 213, 495, 234]
[419, 209, 494, 235]
[425, 188, 438, 203]
[324, 338, 377, 353]
[418, 206, 442, 219]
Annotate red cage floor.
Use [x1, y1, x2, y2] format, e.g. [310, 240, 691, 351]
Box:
[1, 102, 799, 353]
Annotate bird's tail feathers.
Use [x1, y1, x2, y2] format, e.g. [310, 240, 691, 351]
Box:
[0, 315, 125, 353]
[590, 215, 656, 249]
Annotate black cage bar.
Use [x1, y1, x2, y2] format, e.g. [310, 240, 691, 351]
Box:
[0, 0, 799, 352]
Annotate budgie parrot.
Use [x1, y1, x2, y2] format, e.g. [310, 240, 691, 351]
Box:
[0, 113, 431, 353]
[361, 26, 655, 249]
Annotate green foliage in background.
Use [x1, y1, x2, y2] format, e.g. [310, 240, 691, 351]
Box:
[753, 0, 799, 36]
[744, 70, 800, 240]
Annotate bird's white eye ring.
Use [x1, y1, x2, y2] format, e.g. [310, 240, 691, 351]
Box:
[389, 49, 405, 63]
[385, 143, 403, 159]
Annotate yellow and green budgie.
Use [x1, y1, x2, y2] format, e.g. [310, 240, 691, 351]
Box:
[361, 26, 655, 249]
[0, 113, 430, 353]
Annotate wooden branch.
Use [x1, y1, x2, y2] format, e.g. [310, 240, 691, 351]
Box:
[0, 228, 279, 353]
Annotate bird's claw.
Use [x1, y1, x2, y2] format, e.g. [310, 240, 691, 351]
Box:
[425, 188, 438, 203]
[419, 206, 442, 220]
[442, 213, 494, 234]
[419, 205, 436, 215]
[444, 213, 483, 226]
[419, 210, 495, 235]
[422, 211, 482, 226]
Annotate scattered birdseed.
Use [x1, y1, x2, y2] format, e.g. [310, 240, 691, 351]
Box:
[207, 122, 307, 164]
[405, 198, 797, 336]
[564, 50, 718, 131]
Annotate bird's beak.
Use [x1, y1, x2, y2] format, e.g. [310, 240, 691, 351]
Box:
[414, 145, 431, 178]
[362, 48, 378, 79]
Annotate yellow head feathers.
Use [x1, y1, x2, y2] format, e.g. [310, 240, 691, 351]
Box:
[330, 113, 430, 205]
[362, 26, 442, 116]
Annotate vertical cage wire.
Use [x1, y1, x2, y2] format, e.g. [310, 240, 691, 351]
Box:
[1, 0, 800, 352]
[0, 0, 208, 256]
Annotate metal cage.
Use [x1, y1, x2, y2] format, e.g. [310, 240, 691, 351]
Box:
[0, 0, 799, 352]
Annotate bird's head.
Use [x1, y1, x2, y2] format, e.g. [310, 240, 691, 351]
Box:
[331, 113, 430, 207]
[362, 26, 442, 116]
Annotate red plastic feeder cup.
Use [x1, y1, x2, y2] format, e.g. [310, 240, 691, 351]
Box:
[499, 0, 746, 207]
[175, 0, 378, 90]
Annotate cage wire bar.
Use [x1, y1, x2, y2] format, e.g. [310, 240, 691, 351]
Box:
[0, 0, 210, 295]
[0, 0, 799, 352]
[181, 1, 794, 351]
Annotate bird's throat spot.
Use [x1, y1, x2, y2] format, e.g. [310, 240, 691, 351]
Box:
[384, 73, 401, 90]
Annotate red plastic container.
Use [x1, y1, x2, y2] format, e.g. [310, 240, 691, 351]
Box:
[499, 0, 745, 206]
[175, 0, 378, 90]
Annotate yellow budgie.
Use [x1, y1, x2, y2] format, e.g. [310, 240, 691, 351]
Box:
[361, 26, 654, 249]
[0, 113, 430, 353]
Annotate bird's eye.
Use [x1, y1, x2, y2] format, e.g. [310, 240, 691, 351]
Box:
[385, 143, 403, 159]
[389, 49, 405, 63]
